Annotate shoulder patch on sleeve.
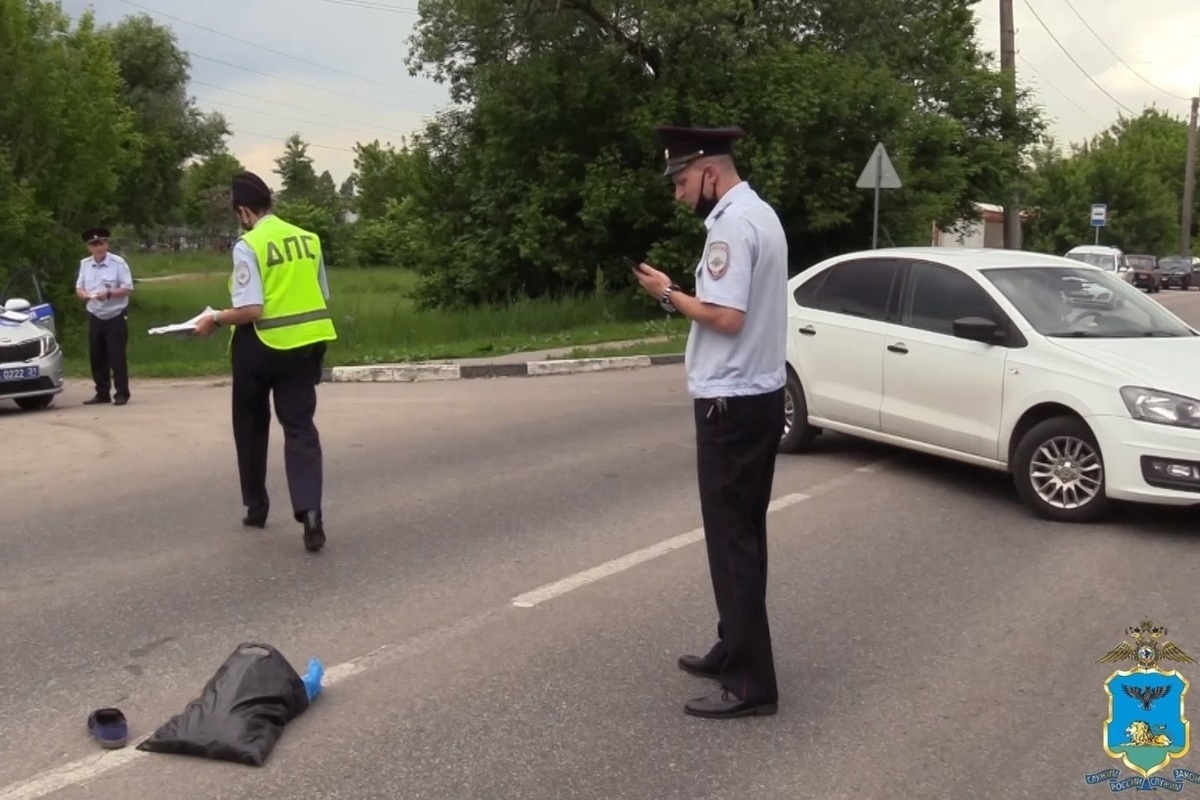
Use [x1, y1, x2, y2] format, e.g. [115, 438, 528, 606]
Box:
[235, 261, 252, 286]
[705, 241, 730, 280]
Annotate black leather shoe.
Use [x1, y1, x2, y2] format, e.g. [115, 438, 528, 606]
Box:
[678, 654, 722, 679]
[684, 687, 777, 719]
[242, 507, 268, 528]
[113, 395, 128, 406]
[301, 511, 325, 553]
[83, 395, 110, 405]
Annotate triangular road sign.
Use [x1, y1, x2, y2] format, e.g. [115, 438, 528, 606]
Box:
[856, 143, 902, 190]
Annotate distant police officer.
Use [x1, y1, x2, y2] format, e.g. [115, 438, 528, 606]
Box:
[193, 171, 337, 554]
[75, 227, 134, 406]
[633, 125, 789, 720]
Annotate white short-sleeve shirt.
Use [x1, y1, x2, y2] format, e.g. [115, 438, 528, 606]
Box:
[76, 253, 134, 320]
[683, 181, 789, 399]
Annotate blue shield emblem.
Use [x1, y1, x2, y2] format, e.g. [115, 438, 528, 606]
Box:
[1103, 668, 1191, 777]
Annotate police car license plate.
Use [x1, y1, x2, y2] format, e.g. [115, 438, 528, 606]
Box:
[0, 366, 39, 381]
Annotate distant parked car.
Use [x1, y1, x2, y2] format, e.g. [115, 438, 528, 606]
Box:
[1124, 254, 1162, 292]
[0, 269, 64, 411]
[1159, 254, 1200, 290]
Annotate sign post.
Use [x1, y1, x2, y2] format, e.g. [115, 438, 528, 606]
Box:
[856, 143, 903, 249]
[1090, 203, 1107, 245]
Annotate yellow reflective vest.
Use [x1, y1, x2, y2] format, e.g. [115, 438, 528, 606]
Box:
[231, 215, 337, 350]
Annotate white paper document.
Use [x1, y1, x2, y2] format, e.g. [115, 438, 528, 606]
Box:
[148, 306, 217, 336]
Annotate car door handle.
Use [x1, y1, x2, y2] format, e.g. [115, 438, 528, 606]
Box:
[887, 342, 908, 354]
[798, 325, 816, 336]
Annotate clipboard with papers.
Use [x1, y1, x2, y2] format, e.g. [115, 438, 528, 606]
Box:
[148, 306, 217, 336]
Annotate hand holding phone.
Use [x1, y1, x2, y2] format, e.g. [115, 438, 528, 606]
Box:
[624, 256, 645, 273]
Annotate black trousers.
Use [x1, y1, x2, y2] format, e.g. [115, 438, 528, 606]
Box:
[87, 312, 130, 399]
[693, 387, 786, 704]
[230, 324, 326, 521]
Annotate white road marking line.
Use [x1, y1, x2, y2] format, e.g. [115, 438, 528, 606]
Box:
[511, 454, 897, 609]
[0, 457, 896, 799]
[0, 648, 374, 800]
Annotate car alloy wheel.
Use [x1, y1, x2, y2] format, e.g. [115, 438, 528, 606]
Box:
[1013, 416, 1110, 522]
[778, 370, 819, 454]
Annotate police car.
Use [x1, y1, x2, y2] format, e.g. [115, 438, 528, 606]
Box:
[1, 269, 64, 411]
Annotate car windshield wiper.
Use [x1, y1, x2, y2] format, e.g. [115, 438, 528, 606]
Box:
[1046, 331, 1112, 338]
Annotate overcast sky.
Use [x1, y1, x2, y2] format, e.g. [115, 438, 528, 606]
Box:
[63, 0, 1200, 191]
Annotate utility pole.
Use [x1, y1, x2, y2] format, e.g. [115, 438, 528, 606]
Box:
[999, 0, 1022, 249]
[1182, 92, 1198, 257]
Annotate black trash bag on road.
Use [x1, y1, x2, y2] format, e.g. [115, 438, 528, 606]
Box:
[137, 642, 311, 767]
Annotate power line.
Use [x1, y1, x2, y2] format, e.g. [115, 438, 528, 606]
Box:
[1017, 54, 1102, 123]
[299, 0, 419, 14]
[236, 129, 355, 153]
[1018, 0, 1137, 116]
[192, 79, 416, 139]
[186, 50, 436, 115]
[1057, 0, 1191, 102]
[198, 96, 391, 138]
[116, 0, 442, 103]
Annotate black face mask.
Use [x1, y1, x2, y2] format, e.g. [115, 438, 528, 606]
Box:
[693, 170, 717, 220]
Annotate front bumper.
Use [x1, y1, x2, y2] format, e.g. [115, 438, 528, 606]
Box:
[0, 348, 65, 400]
[1089, 414, 1200, 506]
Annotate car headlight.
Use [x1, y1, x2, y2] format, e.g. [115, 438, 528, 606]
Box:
[38, 332, 58, 357]
[1120, 386, 1200, 428]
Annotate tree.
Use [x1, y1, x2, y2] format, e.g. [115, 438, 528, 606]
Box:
[274, 134, 321, 205]
[0, 0, 139, 316]
[181, 148, 245, 239]
[1023, 109, 1197, 255]
[395, 0, 1046, 309]
[100, 14, 229, 234]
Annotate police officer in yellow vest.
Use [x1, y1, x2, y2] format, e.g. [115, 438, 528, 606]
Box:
[193, 171, 337, 553]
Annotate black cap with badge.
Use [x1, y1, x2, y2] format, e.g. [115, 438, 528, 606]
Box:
[654, 125, 746, 177]
[82, 226, 110, 244]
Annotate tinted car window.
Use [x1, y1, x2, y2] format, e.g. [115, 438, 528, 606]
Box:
[904, 261, 1000, 335]
[806, 259, 899, 321]
[792, 268, 828, 307]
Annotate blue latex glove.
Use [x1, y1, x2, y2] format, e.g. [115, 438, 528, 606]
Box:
[301, 658, 325, 702]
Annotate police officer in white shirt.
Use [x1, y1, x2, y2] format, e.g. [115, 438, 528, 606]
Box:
[633, 125, 789, 720]
[75, 227, 134, 406]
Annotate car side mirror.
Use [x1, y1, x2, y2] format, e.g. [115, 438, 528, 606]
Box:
[952, 316, 1005, 345]
[3, 298, 31, 312]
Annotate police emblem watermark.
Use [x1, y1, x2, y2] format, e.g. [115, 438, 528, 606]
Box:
[1085, 619, 1200, 792]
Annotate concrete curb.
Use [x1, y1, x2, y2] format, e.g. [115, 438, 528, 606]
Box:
[322, 353, 684, 383]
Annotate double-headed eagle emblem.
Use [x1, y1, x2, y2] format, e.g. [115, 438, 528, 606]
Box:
[1096, 619, 1197, 670]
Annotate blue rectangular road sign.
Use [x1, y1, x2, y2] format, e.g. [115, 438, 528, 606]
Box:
[1091, 203, 1107, 228]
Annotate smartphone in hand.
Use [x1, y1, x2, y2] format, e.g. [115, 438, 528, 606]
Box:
[624, 256, 644, 273]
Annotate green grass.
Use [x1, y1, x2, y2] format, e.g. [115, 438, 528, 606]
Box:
[551, 335, 688, 360]
[59, 253, 689, 378]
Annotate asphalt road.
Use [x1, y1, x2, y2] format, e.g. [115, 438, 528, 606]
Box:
[2, 288, 1199, 799]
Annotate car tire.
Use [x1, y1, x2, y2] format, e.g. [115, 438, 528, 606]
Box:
[779, 369, 819, 454]
[1012, 416, 1110, 523]
[14, 395, 54, 411]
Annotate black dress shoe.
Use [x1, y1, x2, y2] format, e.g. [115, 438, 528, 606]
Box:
[83, 395, 111, 405]
[113, 395, 128, 406]
[301, 511, 325, 553]
[684, 687, 778, 719]
[242, 508, 268, 528]
[678, 654, 722, 679]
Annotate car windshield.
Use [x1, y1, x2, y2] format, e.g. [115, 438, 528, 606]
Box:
[1126, 256, 1155, 269]
[1159, 256, 1190, 269]
[981, 266, 1197, 338]
[1065, 252, 1119, 271]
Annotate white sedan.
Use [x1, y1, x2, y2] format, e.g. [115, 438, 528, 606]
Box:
[779, 247, 1200, 523]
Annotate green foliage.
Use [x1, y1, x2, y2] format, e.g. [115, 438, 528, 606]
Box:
[0, 0, 139, 333]
[1023, 109, 1197, 255]
[59, 260, 688, 377]
[377, 0, 1047, 309]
